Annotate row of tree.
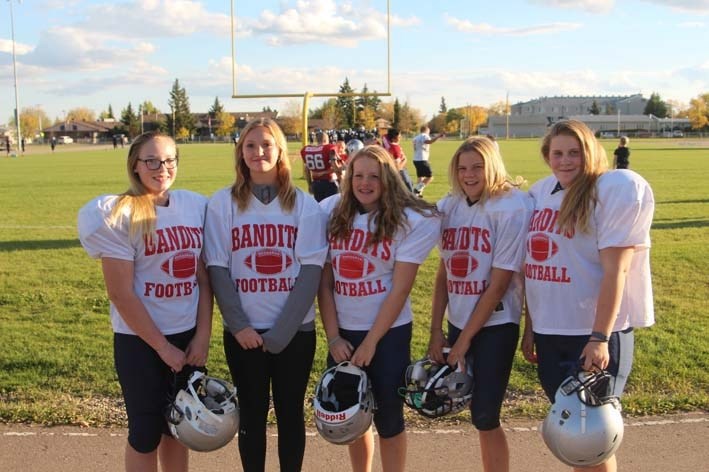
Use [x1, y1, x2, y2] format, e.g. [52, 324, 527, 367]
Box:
[8, 80, 709, 141]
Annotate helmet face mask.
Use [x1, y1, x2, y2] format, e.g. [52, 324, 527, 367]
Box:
[402, 352, 473, 419]
[313, 361, 374, 445]
[542, 370, 624, 467]
[167, 371, 239, 452]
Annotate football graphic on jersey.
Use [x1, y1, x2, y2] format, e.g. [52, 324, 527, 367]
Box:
[161, 251, 198, 279]
[332, 252, 376, 279]
[244, 249, 293, 275]
[446, 251, 478, 278]
[527, 232, 559, 262]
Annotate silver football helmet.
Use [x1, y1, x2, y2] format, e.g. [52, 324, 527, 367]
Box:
[346, 139, 364, 157]
[167, 370, 239, 452]
[542, 369, 624, 467]
[313, 361, 374, 445]
[402, 349, 473, 418]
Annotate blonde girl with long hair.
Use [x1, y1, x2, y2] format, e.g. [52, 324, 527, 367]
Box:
[204, 118, 328, 472]
[78, 131, 213, 471]
[522, 120, 655, 472]
[428, 136, 532, 472]
[318, 145, 441, 472]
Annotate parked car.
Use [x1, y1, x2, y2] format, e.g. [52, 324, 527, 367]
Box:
[57, 136, 74, 144]
[600, 131, 616, 138]
[673, 130, 684, 138]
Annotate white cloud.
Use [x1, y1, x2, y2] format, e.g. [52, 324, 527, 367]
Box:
[445, 15, 581, 35]
[79, 0, 230, 38]
[678, 21, 706, 26]
[20, 27, 154, 71]
[641, 0, 709, 13]
[0, 39, 33, 55]
[243, 0, 418, 47]
[530, 0, 615, 14]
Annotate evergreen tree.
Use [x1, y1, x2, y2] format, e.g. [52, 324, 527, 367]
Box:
[167, 79, 195, 138]
[439, 97, 448, 114]
[589, 100, 600, 115]
[108, 105, 115, 119]
[336, 77, 356, 128]
[209, 97, 224, 118]
[121, 103, 141, 137]
[393, 98, 401, 130]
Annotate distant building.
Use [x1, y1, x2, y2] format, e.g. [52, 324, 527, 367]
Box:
[486, 94, 690, 138]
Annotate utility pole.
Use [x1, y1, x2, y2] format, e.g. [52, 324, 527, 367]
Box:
[8, 0, 22, 153]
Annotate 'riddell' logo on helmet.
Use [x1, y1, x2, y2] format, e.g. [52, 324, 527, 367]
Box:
[316, 409, 348, 422]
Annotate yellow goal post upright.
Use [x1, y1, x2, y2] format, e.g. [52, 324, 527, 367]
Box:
[230, 0, 392, 151]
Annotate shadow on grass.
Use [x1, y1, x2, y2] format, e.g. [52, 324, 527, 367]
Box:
[0, 239, 81, 252]
[656, 199, 709, 205]
[652, 219, 709, 230]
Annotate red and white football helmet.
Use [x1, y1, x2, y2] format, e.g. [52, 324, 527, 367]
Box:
[313, 361, 374, 445]
[402, 349, 473, 418]
[542, 369, 624, 467]
[167, 370, 239, 452]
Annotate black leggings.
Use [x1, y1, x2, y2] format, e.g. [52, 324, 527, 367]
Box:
[223, 329, 316, 472]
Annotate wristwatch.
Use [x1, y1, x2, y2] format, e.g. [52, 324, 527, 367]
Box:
[590, 331, 609, 342]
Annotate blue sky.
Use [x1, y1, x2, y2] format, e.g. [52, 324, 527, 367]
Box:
[1, 0, 708, 122]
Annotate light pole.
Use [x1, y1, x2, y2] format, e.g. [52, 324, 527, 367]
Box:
[8, 0, 22, 153]
[36, 104, 42, 144]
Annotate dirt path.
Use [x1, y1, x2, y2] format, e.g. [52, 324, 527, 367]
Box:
[1, 412, 707, 471]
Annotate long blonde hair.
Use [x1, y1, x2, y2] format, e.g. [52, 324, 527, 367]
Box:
[541, 120, 608, 234]
[232, 118, 296, 212]
[448, 136, 525, 204]
[329, 145, 438, 245]
[109, 132, 177, 238]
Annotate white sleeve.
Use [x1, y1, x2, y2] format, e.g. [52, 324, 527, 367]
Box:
[295, 196, 329, 267]
[77, 196, 134, 261]
[490, 195, 533, 272]
[396, 212, 441, 264]
[203, 189, 232, 268]
[596, 172, 654, 250]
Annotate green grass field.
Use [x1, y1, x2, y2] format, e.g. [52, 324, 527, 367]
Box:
[0, 137, 707, 426]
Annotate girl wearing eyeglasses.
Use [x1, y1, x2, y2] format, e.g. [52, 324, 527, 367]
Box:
[78, 131, 213, 471]
[204, 118, 328, 471]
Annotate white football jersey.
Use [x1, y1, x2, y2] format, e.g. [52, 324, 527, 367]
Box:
[437, 189, 533, 330]
[321, 195, 441, 330]
[204, 187, 328, 329]
[525, 170, 655, 335]
[78, 190, 208, 335]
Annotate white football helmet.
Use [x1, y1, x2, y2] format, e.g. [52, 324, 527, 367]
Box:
[402, 349, 473, 418]
[167, 370, 239, 452]
[346, 139, 364, 157]
[313, 361, 374, 445]
[542, 370, 624, 467]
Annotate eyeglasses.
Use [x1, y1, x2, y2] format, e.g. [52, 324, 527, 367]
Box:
[137, 158, 178, 170]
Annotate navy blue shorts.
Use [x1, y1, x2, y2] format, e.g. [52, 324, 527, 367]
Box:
[114, 328, 195, 453]
[448, 322, 519, 431]
[328, 323, 411, 439]
[413, 161, 433, 178]
[311, 180, 339, 202]
[534, 328, 634, 402]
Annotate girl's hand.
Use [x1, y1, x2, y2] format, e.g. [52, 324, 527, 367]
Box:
[521, 329, 537, 364]
[157, 342, 186, 372]
[350, 338, 377, 367]
[329, 337, 354, 364]
[235, 327, 263, 350]
[427, 329, 448, 364]
[185, 333, 210, 366]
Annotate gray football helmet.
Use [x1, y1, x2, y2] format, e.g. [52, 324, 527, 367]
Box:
[402, 349, 473, 418]
[313, 361, 374, 445]
[167, 370, 239, 452]
[542, 369, 624, 467]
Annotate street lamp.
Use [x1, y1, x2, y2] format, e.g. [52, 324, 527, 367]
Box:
[8, 0, 22, 153]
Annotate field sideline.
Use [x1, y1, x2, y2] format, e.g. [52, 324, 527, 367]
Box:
[0, 137, 707, 426]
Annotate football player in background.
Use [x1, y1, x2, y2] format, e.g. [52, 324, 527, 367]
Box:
[204, 118, 328, 471]
[318, 145, 440, 472]
[412, 125, 444, 197]
[78, 131, 213, 471]
[522, 120, 654, 472]
[382, 128, 415, 193]
[301, 131, 344, 201]
[428, 136, 532, 472]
